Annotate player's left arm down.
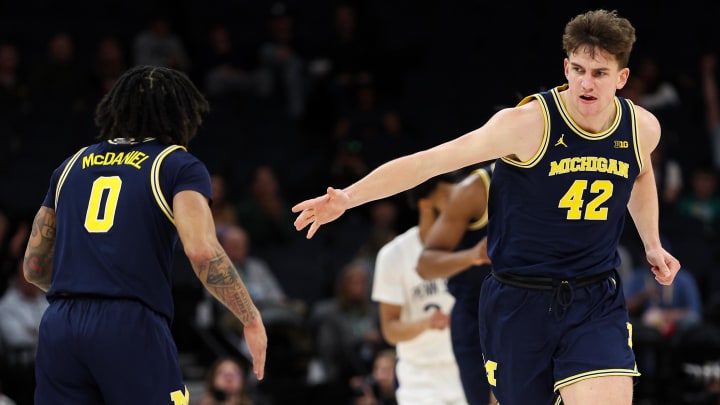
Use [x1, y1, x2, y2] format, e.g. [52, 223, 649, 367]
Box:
[23, 206, 56, 292]
[626, 107, 663, 251]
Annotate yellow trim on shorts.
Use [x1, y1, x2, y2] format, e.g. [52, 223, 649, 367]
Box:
[150, 145, 187, 225]
[55, 147, 88, 210]
[554, 368, 641, 392]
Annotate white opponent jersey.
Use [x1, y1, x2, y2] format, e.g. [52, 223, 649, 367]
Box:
[371, 226, 457, 365]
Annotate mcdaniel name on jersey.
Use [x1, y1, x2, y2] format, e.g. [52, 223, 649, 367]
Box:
[82, 151, 150, 170]
[548, 156, 629, 178]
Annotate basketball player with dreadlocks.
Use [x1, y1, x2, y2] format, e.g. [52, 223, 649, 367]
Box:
[23, 65, 267, 404]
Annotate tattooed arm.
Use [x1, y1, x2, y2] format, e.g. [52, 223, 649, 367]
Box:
[173, 190, 267, 379]
[23, 207, 56, 292]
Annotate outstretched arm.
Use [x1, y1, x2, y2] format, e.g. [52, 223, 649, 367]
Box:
[293, 104, 543, 238]
[174, 190, 267, 379]
[23, 207, 56, 292]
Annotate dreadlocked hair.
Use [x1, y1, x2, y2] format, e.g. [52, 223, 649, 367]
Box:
[95, 65, 210, 147]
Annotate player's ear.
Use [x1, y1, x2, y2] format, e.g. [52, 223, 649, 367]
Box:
[616, 67, 630, 90]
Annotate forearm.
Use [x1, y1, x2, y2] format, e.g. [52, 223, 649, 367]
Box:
[381, 318, 430, 345]
[191, 244, 261, 326]
[344, 151, 434, 209]
[627, 171, 662, 251]
[23, 207, 56, 292]
[417, 249, 475, 280]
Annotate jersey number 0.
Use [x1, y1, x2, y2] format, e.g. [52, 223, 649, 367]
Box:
[84, 176, 122, 233]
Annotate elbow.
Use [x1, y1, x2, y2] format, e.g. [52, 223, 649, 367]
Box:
[380, 328, 399, 346]
[183, 242, 217, 268]
[416, 255, 432, 280]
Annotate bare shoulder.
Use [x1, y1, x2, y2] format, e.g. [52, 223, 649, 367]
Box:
[488, 101, 546, 161]
[632, 104, 662, 152]
[448, 172, 488, 216]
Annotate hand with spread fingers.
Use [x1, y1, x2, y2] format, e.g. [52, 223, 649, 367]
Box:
[292, 187, 350, 238]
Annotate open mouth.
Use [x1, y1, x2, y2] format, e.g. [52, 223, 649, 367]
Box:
[580, 95, 596, 101]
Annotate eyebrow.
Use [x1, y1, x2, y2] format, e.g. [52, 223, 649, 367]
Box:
[570, 62, 610, 72]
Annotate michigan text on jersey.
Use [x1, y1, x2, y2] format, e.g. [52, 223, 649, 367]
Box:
[82, 151, 150, 170]
[548, 157, 629, 178]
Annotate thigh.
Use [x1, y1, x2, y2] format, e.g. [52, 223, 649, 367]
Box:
[82, 300, 188, 405]
[478, 278, 559, 405]
[35, 301, 103, 405]
[450, 302, 490, 405]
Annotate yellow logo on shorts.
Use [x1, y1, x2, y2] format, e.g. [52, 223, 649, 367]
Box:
[485, 360, 498, 386]
[170, 386, 189, 405]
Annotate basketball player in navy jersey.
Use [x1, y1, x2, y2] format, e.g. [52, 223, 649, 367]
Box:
[293, 9, 681, 405]
[416, 165, 495, 405]
[23, 66, 267, 405]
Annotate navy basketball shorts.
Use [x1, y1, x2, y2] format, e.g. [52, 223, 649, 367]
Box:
[450, 297, 492, 405]
[35, 297, 189, 405]
[478, 271, 639, 405]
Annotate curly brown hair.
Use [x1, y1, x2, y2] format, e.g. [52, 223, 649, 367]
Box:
[562, 9, 636, 68]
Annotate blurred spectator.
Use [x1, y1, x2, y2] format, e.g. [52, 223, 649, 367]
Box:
[217, 225, 290, 309]
[633, 56, 681, 113]
[701, 52, 720, 170]
[27, 32, 87, 114]
[349, 349, 398, 405]
[323, 3, 377, 114]
[334, 77, 411, 171]
[309, 259, 382, 402]
[0, 258, 49, 405]
[651, 141, 684, 210]
[196, 357, 260, 405]
[90, 37, 127, 100]
[0, 42, 26, 169]
[0, 42, 28, 116]
[133, 16, 190, 71]
[625, 262, 703, 399]
[236, 165, 295, 248]
[0, 220, 29, 284]
[211, 224, 304, 334]
[257, 2, 308, 120]
[211, 173, 239, 227]
[626, 266, 703, 337]
[676, 165, 720, 237]
[199, 24, 267, 103]
[354, 200, 399, 277]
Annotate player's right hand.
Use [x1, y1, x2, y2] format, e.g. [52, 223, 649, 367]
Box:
[243, 317, 267, 380]
[292, 187, 350, 239]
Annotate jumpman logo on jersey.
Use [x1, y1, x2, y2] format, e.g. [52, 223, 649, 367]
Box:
[555, 134, 568, 147]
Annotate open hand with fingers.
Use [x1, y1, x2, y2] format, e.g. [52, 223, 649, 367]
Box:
[292, 187, 351, 238]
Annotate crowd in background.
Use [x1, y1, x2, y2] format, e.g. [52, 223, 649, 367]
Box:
[1, 1, 720, 404]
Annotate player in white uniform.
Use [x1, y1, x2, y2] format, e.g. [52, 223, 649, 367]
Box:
[371, 172, 468, 405]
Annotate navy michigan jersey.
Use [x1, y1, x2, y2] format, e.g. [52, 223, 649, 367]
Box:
[488, 84, 643, 279]
[41, 138, 212, 322]
[447, 165, 493, 303]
